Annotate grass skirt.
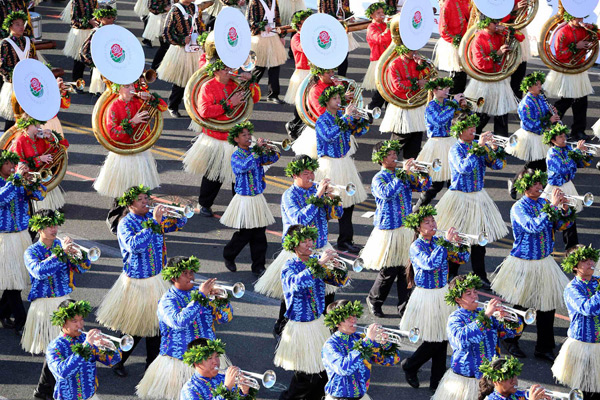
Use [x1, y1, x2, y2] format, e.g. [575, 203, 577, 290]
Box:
[279, 0, 306, 25]
[157, 45, 200, 87]
[0, 82, 14, 120]
[433, 38, 461, 72]
[63, 28, 91, 60]
[416, 136, 456, 182]
[432, 370, 479, 400]
[505, 128, 549, 162]
[251, 35, 288, 68]
[21, 295, 70, 354]
[360, 226, 413, 270]
[464, 78, 517, 116]
[315, 155, 368, 206]
[143, 13, 167, 42]
[543, 70, 593, 99]
[380, 104, 426, 134]
[284, 68, 310, 104]
[0, 230, 32, 290]
[400, 286, 454, 342]
[520, 27, 530, 62]
[60, 0, 73, 24]
[136, 355, 195, 400]
[292, 127, 317, 158]
[348, 32, 359, 52]
[89, 68, 105, 94]
[183, 134, 235, 185]
[220, 193, 275, 229]
[32, 187, 65, 212]
[274, 315, 330, 373]
[134, 0, 150, 17]
[593, 118, 600, 139]
[552, 338, 600, 393]
[545, 180, 583, 213]
[491, 255, 568, 311]
[362, 61, 378, 91]
[96, 273, 169, 337]
[94, 150, 160, 198]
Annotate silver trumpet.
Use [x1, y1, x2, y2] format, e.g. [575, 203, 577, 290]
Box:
[329, 182, 357, 196]
[60, 237, 101, 262]
[566, 141, 600, 157]
[340, 105, 381, 120]
[434, 229, 489, 247]
[191, 279, 245, 299]
[476, 300, 536, 324]
[474, 133, 518, 148]
[522, 387, 583, 400]
[353, 324, 420, 344]
[395, 159, 442, 173]
[148, 203, 195, 218]
[215, 367, 276, 390]
[78, 329, 134, 352]
[538, 189, 594, 208]
[315, 250, 364, 272]
[251, 138, 293, 151]
[28, 169, 53, 183]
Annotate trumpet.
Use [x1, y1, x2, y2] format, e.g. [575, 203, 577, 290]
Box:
[60, 237, 101, 262]
[329, 182, 357, 197]
[64, 79, 85, 93]
[78, 329, 134, 352]
[395, 159, 442, 173]
[449, 95, 485, 108]
[476, 300, 536, 325]
[138, 69, 157, 90]
[353, 324, 420, 344]
[27, 169, 53, 183]
[522, 387, 583, 400]
[148, 203, 195, 218]
[315, 250, 364, 272]
[566, 141, 600, 157]
[191, 280, 245, 299]
[434, 229, 489, 246]
[340, 105, 382, 120]
[251, 138, 293, 151]
[538, 189, 594, 208]
[474, 133, 518, 148]
[215, 368, 276, 390]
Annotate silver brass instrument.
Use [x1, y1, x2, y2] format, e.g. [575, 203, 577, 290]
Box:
[474, 133, 518, 148]
[341, 105, 382, 119]
[315, 250, 364, 272]
[522, 387, 583, 400]
[353, 324, 420, 344]
[476, 300, 536, 325]
[64, 79, 85, 93]
[538, 189, 594, 208]
[148, 203, 195, 218]
[251, 138, 293, 151]
[60, 237, 101, 262]
[28, 169, 53, 183]
[329, 182, 357, 197]
[215, 368, 276, 390]
[191, 279, 245, 299]
[566, 141, 600, 157]
[434, 229, 489, 247]
[78, 329, 134, 352]
[395, 159, 442, 173]
[448, 95, 485, 108]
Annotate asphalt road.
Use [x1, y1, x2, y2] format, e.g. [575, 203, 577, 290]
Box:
[1, 1, 600, 399]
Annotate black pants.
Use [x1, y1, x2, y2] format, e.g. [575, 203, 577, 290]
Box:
[510, 62, 528, 100]
[198, 176, 223, 209]
[563, 220, 578, 251]
[476, 113, 508, 137]
[279, 370, 328, 400]
[151, 38, 170, 70]
[141, 15, 148, 31]
[72, 60, 86, 81]
[504, 308, 555, 353]
[287, 109, 304, 140]
[4, 119, 14, 131]
[448, 245, 487, 281]
[338, 205, 354, 246]
[34, 359, 56, 397]
[555, 95, 588, 136]
[368, 89, 387, 111]
[367, 266, 410, 316]
[415, 180, 450, 210]
[402, 340, 448, 389]
[390, 131, 423, 160]
[167, 84, 186, 111]
[223, 227, 268, 273]
[449, 71, 467, 95]
[254, 65, 280, 99]
[0, 290, 26, 328]
[274, 293, 335, 337]
[337, 55, 349, 77]
[119, 334, 161, 368]
[583, 392, 600, 400]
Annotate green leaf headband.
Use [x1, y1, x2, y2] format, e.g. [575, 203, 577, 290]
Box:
[284, 157, 320, 177]
[403, 205, 437, 230]
[562, 245, 600, 273]
[3, 11, 28, 32]
[542, 123, 570, 145]
[227, 121, 254, 146]
[51, 300, 92, 327]
[283, 226, 319, 251]
[395, 44, 410, 55]
[513, 170, 547, 194]
[318, 85, 346, 108]
[206, 59, 228, 77]
[324, 300, 363, 329]
[92, 7, 117, 19]
[365, 2, 386, 19]
[28, 211, 65, 232]
[477, 16, 497, 30]
[450, 114, 480, 138]
[182, 339, 226, 366]
[291, 9, 313, 30]
[519, 71, 546, 93]
[197, 31, 210, 47]
[425, 77, 454, 91]
[372, 140, 402, 164]
[309, 63, 335, 76]
[162, 256, 201, 281]
[479, 356, 523, 382]
[16, 117, 46, 131]
[445, 273, 483, 306]
[117, 184, 152, 207]
[0, 150, 21, 166]
[563, 11, 575, 22]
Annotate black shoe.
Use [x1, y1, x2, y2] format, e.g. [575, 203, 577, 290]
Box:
[366, 297, 385, 318]
[1, 317, 15, 329]
[502, 340, 526, 358]
[112, 362, 128, 377]
[534, 350, 556, 362]
[224, 258, 237, 272]
[33, 390, 52, 400]
[401, 359, 420, 388]
[507, 179, 517, 200]
[252, 266, 266, 277]
[199, 206, 213, 217]
[142, 38, 153, 48]
[168, 109, 181, 118]
[337, 242, 361, 254]
[266, 97, 284, 105]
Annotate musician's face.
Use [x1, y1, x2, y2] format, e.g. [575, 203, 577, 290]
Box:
[321, 70, 335, 83]
[570, 17, 583, 25]
[433, 88, 449, 99]
[295, 238, 314, 258]
[551, 133, 567, 148]
[172, 269, 195, 291]
[372, 8, 385, 23]
[493, 376, 518, 397]
[381, 150, 397, 169]
[234, 129, 252, 149]
[575, 259, 596, 280]
[456, 288, 478, 311]
[418, 216, 437, 238]
[62, 315, 84, 338]
[40, 225, 59, 242]
[100, 16, 116, 25]
[327, 95, 341, 111]
[295, 170, 315, 189]
[195, 353, 220, 377]
[119, 84, 134, 100]
[487, 21, 497, 31]
[10, 19, 25, 37]
[529, 81, 542, 95]
[337, 315, 357, 335]
[524, 181, 543, 200]
[0, 161, 15, 178]
[214, 69, 230, 83]
[459, 126, 476, 142]
[129, 193, 150, 216]
[26, 125, 39, 137]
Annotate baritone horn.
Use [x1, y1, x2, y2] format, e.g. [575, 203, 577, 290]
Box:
[191, 279, 246, 299]
[538, 189, 594, 208]
[215, 368, 276, 390]
[353, 324, 420, 344]
[78, 329, 134, 352]
[60, 237, 102, 262]
[395, 159, 442, 173]
[476, 300, 536, 325]
[434, 228, 489, 246]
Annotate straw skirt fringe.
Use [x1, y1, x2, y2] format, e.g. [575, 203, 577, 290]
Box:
[183, 134, 235, 185]
[284, 69, 310, 105]
[362, 61, 378, 91]
[94, 150, 160, 198]
[274, 315, 330, 374]
[464, 78, 517, 116]
[32, 187, 65, 212]
[96, 273, 169, 337]
[416, 136, 456, 182]
[251, 35, 288, 68]
[380, 104, 426, 134]
[136, 355, 195, 400]
[315, 155, 367, 206]
[433, 38, 462, 72]
[360, 226, 413, 270]
[491, 255, 568, 311]
[348, 32, 359, 52]
[143, 13, 167, 41]
[435, 189, 508, 243]
[520, 27, 531, 62]
[279, 0, 306, 25]
[134, 0, 150, 18]
[0, 230, 32, 290]
[220, 194, 275, 229]
[545, 180, 583, 213]
[60, 0, 73, 24]
[400, 286, 454, 342]
[505, 128, 549, 162]
[0, 83, 14, 120]
[21, 295, 70, 354]
[431, 370, 479, 400]
[89, 68, 106, 94]
[292, 127, 318, 158]
[63, 28, 91, 60]
[544, 70, 593, 99]
[593, 118, 600, 139]
[552, 338, 600, 393]
[157, 45, 200, 87]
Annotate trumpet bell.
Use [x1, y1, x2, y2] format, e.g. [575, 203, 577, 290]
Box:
[524, 308, 536, 325]
[477, 232, 489, 247]
[583, 192, 594, 207]
[352, 257, 364, 272]
[408, 327, 420, 343]
[431, 158, 442, 173]
[242, 51, 257, 72]
[143, 69, 157, 84]
[262, 370, 277, 388]
[476, 97, 485, 107]
[281, 138, 293, 151]
[183, 205, 195, 218]
[120, 334, 135, 352]
[232, 282, 245, 299]
[87, 247, 101, 262]
[371, 107, 382, 119]
[75, 79, 86, 91]
[508, 134, 519, 147]
[346, 183, 356, 196]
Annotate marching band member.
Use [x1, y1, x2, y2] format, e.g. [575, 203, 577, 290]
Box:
[47, 300, 122, 400]
[275, 224, 349, 400]
[435, 114, 507, 285]
[63, 0, 98, 83]
[504, 0, 530, 100]
[322, 300, 402, 400]
[221, 122, 280, 275]
[93, 82, 167, 198]
[477, 356, 549, 400]
[492, 168, 573, 361]
[134, 0, 151, 48]
[414, 77, 463, 210]
[432, 274, 523, 400]
[157, 0, 205, 117]
[137, 256, 233, 400]
[96, 185, 187, 377]
[363, 140, 431, 318]
[552, 245, 600, 400]
[246, 0, 288, 104]
[283, 10, 312, 108]
[400, 206, 469, 391]
[183, 58, 260, 217]
[363, 2, 391, 110]
[317, 0, 358, 77]
[144, 0, 172, 66]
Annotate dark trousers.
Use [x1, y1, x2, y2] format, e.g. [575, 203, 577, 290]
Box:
[151, 38, 170, 70]
[563, 220, 578, 251]
[120, 334, 161, 368]
[449, 71, 467, 95]
[510, 62, 528, 100]
[167, 84, 186, 111]
[337, 55, 349, 77]
[402, 340, 448, 389]
[4, 120, 14, 131]
[338, 205, 354, 246]
[287, 109, 304, 140]
[555, 95, 588, 136]
[583, 392, 600, 400]
[141, 15, 148, 31]
[34, 359, 56, 397]
[254, 65, 280, 99]
[390, 131, 424, 160]
[0, 290, 26, 328]
[223, 227, 268, 273]
[476, 113, 509, 137]
[504, 308, 556, 353]
[415, 180, 449, 210]
[72, 60, 86, 81]
[367, 266, 411, 316]
[449, 245, 487, 281]
[279, 370, 328, 400]
[274, 293, 335, 337]
[198, 176, 223, 209]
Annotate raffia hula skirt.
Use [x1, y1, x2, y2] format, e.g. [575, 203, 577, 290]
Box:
[136, 355, 195, 400]
[279, 0, 306, 25]
[63, 28, 92, 60]
[0, 82, 14, 120]
[362, 60, 378, 91]
[505, 129, 550, 163]
[60, 0, 73, 24]
[465, 78, 517, 116]
[254, 243, 335, 299]
[157, 45, 200, 87]
[380, 104, 426, 134]
[183, 134, 235, 185]
[545, 180, 584, 213]
[291, 127, 358, 159]
[251, 35, 288, 68]
[274, 315, 330, 373]
[89, 68, 106, 94]
[432, 370, 479, 400]
[416, 136, 456, 182]
[0, 230, 32, 290]
[32, 187, 65, 212]
[491, 255, 568, 312]
[96, 273, 170, 337]
[544, 70, 593, 99]
[134, 0, 150, 18]
[433, 38, 461, 72]
[284, 68, 310, 105]
[360, 226, 413, 270]
[143, 13, 167, 42]
[21, 295, 71, 354]
[220, 194, 275, 229]
[94, 150, 160, 198]
[348, 32, 359, 52]
[400, 285, 454, 342]
[552, 338, 600, 393]
[315, 155, 367, 207]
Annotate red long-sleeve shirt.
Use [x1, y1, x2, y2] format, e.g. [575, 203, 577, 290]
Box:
[554, 23, 590, 65]
[438, 0, 470, 44]
[106, 96, 168, 144]
[291, 33, 309, 70]
[308, 80, 333, 117]
[386, 56, 428, 99]
[468, 29, 523, 73]
[10, 133, 69, 169]
[366, 22, 391, 61]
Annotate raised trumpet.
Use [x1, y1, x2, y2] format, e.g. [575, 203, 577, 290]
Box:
[148, 203, 195, 218]
[215, 368, 276, 390]
[315, 250, 364, 272]
[60, 237, 101, 262]
[566, 141, 600, 157]
[64, 79, 85, 93]
[476, 300, 536, 325]
[449, 95, 485, 108]
[329, 182, 357, 197]
[353, 324, 420, 344]
[474, 133, 518, 148]
[340, 105, 382, 120]
[191, 279, 245, 299]
[28, 169, 52, 183]
[538, 189, 594, 208]
[395, 159, 442, 173]
[251, 138, 293, 151]
[434, 229, 488, 246]
[78, 329, 134, 352]
[522, 387, 583, 400]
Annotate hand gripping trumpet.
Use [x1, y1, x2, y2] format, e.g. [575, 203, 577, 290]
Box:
[78, 329, 134, 352]
[434, 229, 489, 246]
[215, 368, 277, 390]
[395, 159, 442, 173]
[191, 280, 246, 299]
[474, 133, 518, 148]
[566, 141, 600, 157]
[353, 324, 420, 344]
[538, 189, 594, 208]
[476, 300, 536, 324]
[60, 237, 101, 262]
[522, 387, 583, 400]
[148, 203, 195, 218]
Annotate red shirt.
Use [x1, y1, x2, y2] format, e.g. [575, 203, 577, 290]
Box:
[469, 29, 507, 73]
[106, 96, 168, 144]
[10, 132, 69, 168]
[386, 56, 428, 100]
[291, 33, 309, 70]
[308, 80, 333, 117]
[198, 53, 206, 70]
[439, 0, 470, 43]
[554, 23, 589, 65]
[367, 22, 392, 61]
